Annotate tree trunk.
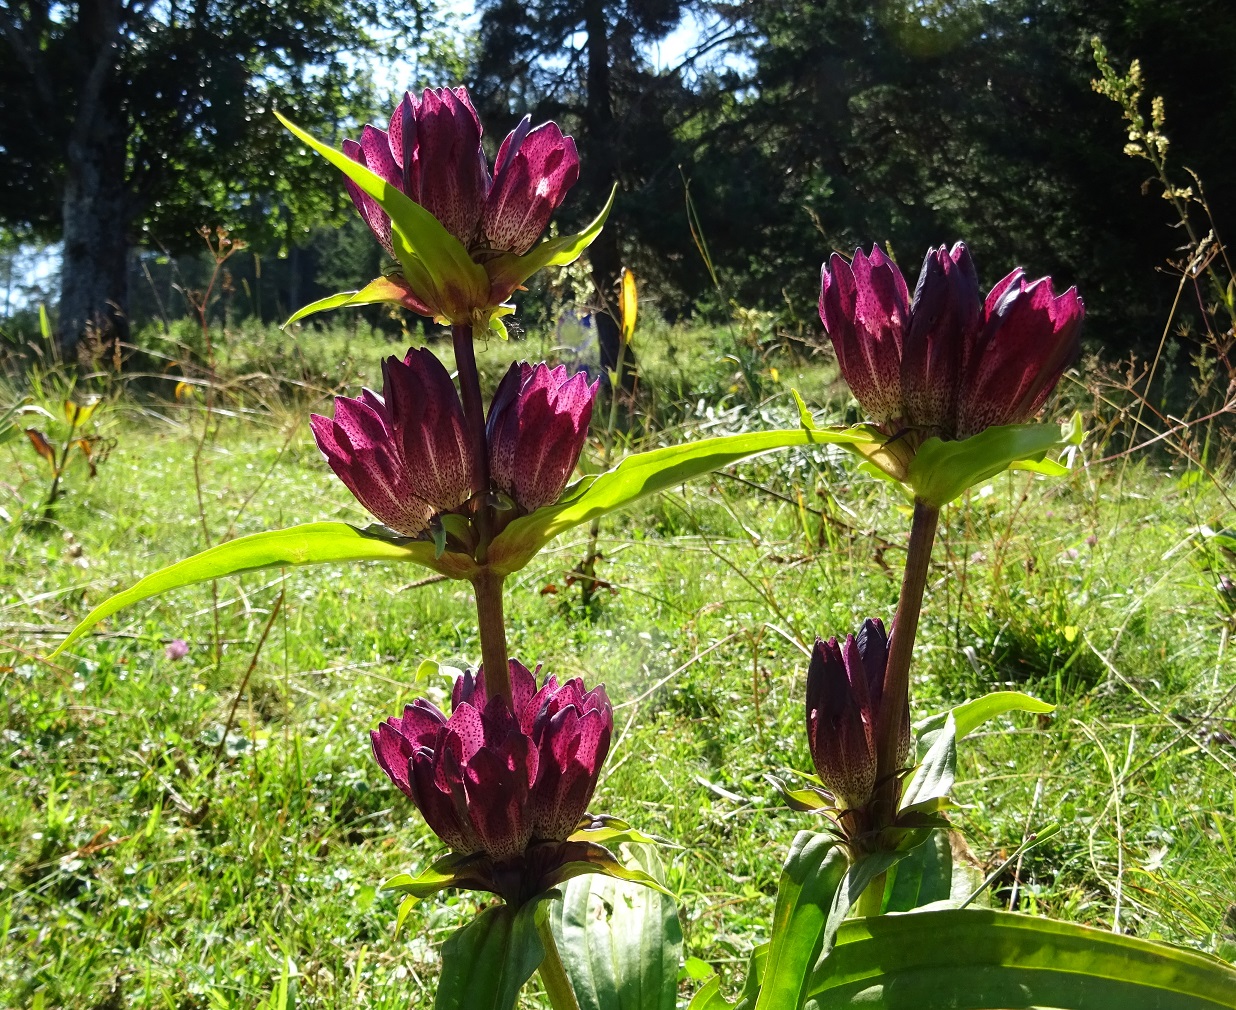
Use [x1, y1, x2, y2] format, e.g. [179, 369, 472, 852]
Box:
[60, 112, 131, 355]
[57, 0, 130, 356]
[582, 0, 634, 385]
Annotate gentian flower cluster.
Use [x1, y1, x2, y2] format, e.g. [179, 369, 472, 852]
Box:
[819, 243, 1084, 441]
[310, 353, 596, 538]
[344, 86, 581, 320]
[371, 660, 613, 905]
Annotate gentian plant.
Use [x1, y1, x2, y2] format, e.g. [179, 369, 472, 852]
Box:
[50, 91, 1236, 1010]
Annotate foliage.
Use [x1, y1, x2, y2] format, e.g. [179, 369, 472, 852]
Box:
[2, 331, 1235, 1005]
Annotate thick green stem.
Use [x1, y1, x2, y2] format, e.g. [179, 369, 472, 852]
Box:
[854, 871, 887, 918]
[473, 567, 511, 702]
[873, 498, 940, 822]
[536, 911, 582, 1010]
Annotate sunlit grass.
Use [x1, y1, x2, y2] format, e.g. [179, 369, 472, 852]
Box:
[1, 330, 1234, 1006]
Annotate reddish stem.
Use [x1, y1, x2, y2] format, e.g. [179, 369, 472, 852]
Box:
[873, 498, 940, 822]
[451, 323, 511, 703]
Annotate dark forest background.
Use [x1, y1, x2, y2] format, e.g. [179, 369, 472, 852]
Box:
[2, 0, 1234, 356]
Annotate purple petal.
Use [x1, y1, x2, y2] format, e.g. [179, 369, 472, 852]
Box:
[343, 138, 395, 259]
[408, 747, 477, 853]
[371, 722, 415, 797]
[901, 242, 982, 434]
[381, 348, 476, 511]
[483, 122, 580, 254]
[408, 87, 489, 245]
[820, 246, 908, 425]
[957, 274, 1084, 437]
[311, 397, 435, 536]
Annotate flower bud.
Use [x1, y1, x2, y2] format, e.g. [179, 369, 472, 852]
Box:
[371, 660, 613, 883]
[805, 618, 909, 811]
[310, 347, 476, 536]
[486, 362, 598, 512]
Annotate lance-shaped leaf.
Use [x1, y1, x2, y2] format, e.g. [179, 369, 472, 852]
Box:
[906, 411, 1083, 507]
[281, 276, 429, 328]
[486, 426, 879, 575]
[899, 713, 958, 811]
[51, 522, 474, 656]
[882, 828, 981, 913]
[541, 839, 675, 897]
[915, 690, 1055, 761]
[382, 851, 493, 902]
[804, 908, 1236, 1009]
[277, 112, 489, 322]
[485, 186, 616, 301]
[753, 831, 849, 1010]
[550, 843, 682, 1010]
[435, 898, 549, 1010]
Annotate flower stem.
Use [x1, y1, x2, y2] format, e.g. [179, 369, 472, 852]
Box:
[472, 567, 511, 702]
[452, 323, 512, 703]
[854, 870, 886, 917]
[536, 909, 582, 1010]
[873, 498, 940, 821]
[452, 322, 491, 500]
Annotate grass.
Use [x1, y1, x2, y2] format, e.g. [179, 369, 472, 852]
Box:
[1, 323, 1235, 1008]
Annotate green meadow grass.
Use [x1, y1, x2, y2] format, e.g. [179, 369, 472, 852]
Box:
[1, 327, 1234, 1008]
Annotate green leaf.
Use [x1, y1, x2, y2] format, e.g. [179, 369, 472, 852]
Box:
[907, 412, 1083, 507]
[754, 832, 849, 1010]
[791, 388, 819, 430]
[487, 427, 877, 575]
[567, 819, 659, 848]
[435, 899, 548, 1010]
[281, 276, 425, 328]
[393, 895, 418, 939]
[804, 909, 1236, 1009]
[51, 522, 474, 657]
[900, 714, 957, 809]
[915, 691, 1054, 760]
[550, 844, 682, 1010]
[543, 840, 675, 899]
[276, 112, 488, 320]
[485, 186, 616, 297]
[383, 851, 485, 901]
[767, 775, 832, 812]
[883, 829, 982, 913]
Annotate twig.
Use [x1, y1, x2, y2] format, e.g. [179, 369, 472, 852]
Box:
[210, 588, 285, 773]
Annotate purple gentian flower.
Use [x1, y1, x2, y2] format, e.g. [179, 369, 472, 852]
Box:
[486, 362, 598, 512]
[819, 243, 1083, 439]
[371, 660, 613, 904]
[805, 618, 908, 812]
[309, 347, 476, 536]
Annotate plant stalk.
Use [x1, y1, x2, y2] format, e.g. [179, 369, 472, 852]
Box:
[472, 567, 511, 702]
[451, 322, 512, 703]
[873, 498, 940, 822]
[854, 870, 886, 917]
[536, 910, 582, 1010]
[452, 322, 491, 508]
